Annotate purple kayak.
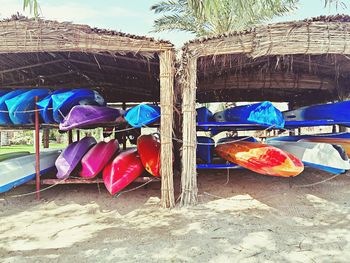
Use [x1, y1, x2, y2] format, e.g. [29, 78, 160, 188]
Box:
[59, 105, 124, 131]
[55, 137, 97, 179]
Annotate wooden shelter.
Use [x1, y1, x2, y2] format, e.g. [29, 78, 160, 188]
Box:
[0, 15, 175, 208]
[179, 15, 350, 206]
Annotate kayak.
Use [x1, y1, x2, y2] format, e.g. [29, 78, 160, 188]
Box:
[37, 89, 68, 124]
[55, 137, 97, 179]
[268, 141, 350, 174]
[197, 136, 215, 164]
[196, 107, 214, 122]
[137, 134, 161, 177]
[52, 89, 105, 123]
[5, 89, 50, 125]
[0, 90, 27, 125]
[124, 104, 160, 128]
[267, 133, 350, 157]
[216, 136, 257, 144]
[103, 148, 144, 195]
[283, 101, 350, 122]
[213, 101, 285, 128]
[59, 105, 123, 131]
[215, 141, 304, 177]
[80, 139, 120, 179]
[0, 150, 61, 193]
[0, 151, 30, 162]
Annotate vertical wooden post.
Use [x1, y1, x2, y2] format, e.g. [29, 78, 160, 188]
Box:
[43, 128, 49, 148]
[180, 55, 198, 206]
[68, 130, 73, 144]
[122, 102, 127, 150]
[159, 49, 175, 208]
[76, 130, 80, 141]
[35, 96, 40, 200]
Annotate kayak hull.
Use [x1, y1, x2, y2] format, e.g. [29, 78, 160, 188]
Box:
[55, 137, 97, 179]
[215, 141, 304, 177]
[103, 149, 144, 195]
[0, 150, 61, 193]
[80, 140, 120, 179]
[0, 90, 26, 125]
[59, 105, 123, 131]
[197, 136, 215, 164]
[124, 104, 160, 128]
[137, 134, 161, 177]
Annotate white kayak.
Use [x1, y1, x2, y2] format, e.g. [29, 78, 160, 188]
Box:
[267, 141, 350, 174]
[0, 149, 61, 193]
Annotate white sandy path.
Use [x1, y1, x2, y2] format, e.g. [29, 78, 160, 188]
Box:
[1, 169, 350, 262]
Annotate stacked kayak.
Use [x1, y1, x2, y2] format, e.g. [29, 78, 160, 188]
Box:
[215, 141, 304, 177]
[0, 90, 26, 125]
[103, 148, 145, 195]
[6, 89, 50, 125]
[137, 134, 161, 177]
[37, 89, 68, 124]
[125, 104, 160, 128]
[80, 139, 119, 179]
[55, 137, 97, 179]
[51, 89, 106, 123]
[268, 141, 350, 174]
[0, 150, 61, 193]
[197, 136, 215, 164]
[0, 151, 30, 162]
[59, 105, 123, 131]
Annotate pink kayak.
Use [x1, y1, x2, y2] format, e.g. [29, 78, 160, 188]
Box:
[80, 139, 120, 179]
[103, 148, 144, 195]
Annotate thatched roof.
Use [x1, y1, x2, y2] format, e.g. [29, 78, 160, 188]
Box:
[0, 15, 174, 102]
[181, 15, 350, 106]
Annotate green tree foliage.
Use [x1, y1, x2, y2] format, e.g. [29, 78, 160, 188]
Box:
[23, 0, 40, 17]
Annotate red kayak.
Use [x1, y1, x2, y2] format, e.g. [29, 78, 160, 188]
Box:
[216, 141, 304, 177]
[137, 134, 161, 177]
[103, 148, 144, 195]
[80, 139, 120, 179]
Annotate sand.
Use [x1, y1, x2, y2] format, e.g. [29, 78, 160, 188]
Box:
[1, 169, 350, 262]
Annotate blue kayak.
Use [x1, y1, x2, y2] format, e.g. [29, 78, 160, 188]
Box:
[213, 101, 285, 128]
[216, 136, 257, 144]
[196, 107, 214, 122]
[52, 89, 106, 123]
[197, 136, 215, 164]
[124, 104, 160, 128]
[37, 89, 68, 124]
[284, 101, 350, 122]
[0, 90, 27, 125]
[5, 89, 50, 125]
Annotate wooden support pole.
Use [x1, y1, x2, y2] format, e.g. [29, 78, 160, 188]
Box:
[43, 128, 49, 148]
[76, 130, 80, 141]
[122, 102, 127, 150]
[159, 50, 175, 208]
[68, 130, 73, 144]
[180, 55, 198, 206]
[34, 96, 40, 200]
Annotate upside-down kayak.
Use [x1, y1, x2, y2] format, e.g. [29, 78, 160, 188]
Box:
[137, 134, 161, 177]
[80, 139, 120, 179]
[0, 151, 31, 162]
[55, 137, 97, 179]
[215, 141, 304, 177]
[52, 89, 105, 123]
[268, 141, 350, 174]
[59, 105, 123, 131]
[124, 104, 160, 128]
[5, 89, 50, 125]
[103, 148, 144, 195]
[197, 136, 215, 164]
[0, 150, 61, 193]
[0, 90, 26, 125]
[37, 89, 68, 124]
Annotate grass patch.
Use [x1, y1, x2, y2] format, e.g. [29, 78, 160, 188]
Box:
[0, 144, 66, 154]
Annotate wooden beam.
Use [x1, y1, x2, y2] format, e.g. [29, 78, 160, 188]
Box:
[180, 55, 198, 206]
[159, 50, 175, 208]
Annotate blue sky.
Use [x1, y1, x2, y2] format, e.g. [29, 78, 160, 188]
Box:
[0, 0, 349, 47]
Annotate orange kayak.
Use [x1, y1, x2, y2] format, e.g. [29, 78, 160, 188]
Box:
[137, 134, 160, 177]
[215, 141, 304, 177]
[300, 138, 350, 157]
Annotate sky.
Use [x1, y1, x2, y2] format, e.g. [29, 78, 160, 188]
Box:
[0, 0, 349, 47]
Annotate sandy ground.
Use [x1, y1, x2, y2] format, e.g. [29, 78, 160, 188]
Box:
[1, 169, 350, 262]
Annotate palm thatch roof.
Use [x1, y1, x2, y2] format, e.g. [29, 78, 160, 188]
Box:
[180, 14, 350, 106]
[0, 14, 174, 102]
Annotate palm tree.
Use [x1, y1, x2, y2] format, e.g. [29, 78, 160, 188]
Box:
[23, 0, 40, 17]
[151, 0, 298, 36]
